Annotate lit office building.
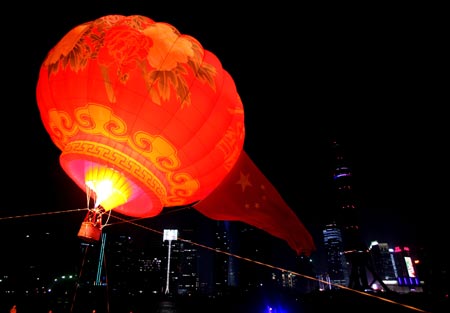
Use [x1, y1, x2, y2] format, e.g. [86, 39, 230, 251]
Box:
[176, 240, 199, 296]
[391, 246, 423, 293]
[368, 241, 396, 282]
[368, 241, 424, 293]
[322, 223, 349, 287]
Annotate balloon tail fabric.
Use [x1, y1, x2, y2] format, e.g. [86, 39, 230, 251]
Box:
[194, 151, 316, 256]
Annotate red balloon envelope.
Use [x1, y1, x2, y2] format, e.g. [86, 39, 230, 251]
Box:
[36, 15, 245, 218]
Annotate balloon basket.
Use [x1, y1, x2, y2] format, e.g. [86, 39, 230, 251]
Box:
[78, 207, 105, 243]
[78, 221, 102, 243]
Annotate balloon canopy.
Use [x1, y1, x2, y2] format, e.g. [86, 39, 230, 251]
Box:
[36, 15, 245, 218]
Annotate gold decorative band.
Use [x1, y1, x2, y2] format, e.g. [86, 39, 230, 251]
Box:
[62, 140, 168, 202]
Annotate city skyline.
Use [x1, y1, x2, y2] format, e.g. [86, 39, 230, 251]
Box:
[0, 213, 432, 312]
[0, 209, 425, 288]
[0, 196, 430, 310]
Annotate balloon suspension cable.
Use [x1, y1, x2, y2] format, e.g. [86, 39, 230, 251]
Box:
[102, 209, 112, 228]
[86, 186, 92, 210]
[86, 206, 106, 228]
[84, 184, 107, 228]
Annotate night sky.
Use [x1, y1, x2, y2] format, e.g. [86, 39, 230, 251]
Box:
[1, 1, 446, 263]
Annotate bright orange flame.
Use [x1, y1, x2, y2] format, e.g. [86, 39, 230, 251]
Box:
[85, 166, 132, 211]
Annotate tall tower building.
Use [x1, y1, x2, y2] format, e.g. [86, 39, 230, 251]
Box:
[330, 140, 387, 291]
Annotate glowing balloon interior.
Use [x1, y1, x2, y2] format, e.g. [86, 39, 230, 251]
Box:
[36, 15, 245, 227]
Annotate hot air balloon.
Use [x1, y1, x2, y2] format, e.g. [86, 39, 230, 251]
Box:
[36, 15, 245, 241]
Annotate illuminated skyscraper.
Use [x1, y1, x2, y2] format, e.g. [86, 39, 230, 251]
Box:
[368, 241, 396, 282]
[330, 140, 388, 291]
[322, 222, 349, 287]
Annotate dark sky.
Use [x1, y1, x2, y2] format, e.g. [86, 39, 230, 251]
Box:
[2, 2, 446, 257]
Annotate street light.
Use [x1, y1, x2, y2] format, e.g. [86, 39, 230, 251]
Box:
[163, 229, 178, 295]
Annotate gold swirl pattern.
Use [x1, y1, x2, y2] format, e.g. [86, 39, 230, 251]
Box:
[49, 103, 200, 205]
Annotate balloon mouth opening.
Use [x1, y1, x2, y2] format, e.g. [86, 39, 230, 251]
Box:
[60, 151, 165, 218]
